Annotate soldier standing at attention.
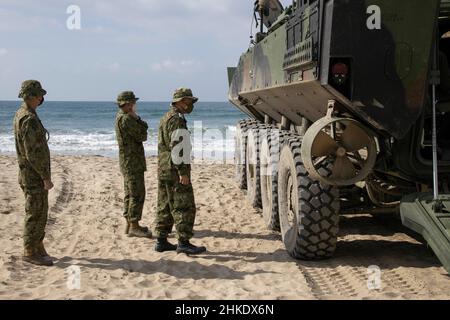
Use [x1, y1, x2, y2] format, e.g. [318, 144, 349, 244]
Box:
[155, 88, 206, 255]
[115, 91, 152, 238]
[14, 80, 53, 267]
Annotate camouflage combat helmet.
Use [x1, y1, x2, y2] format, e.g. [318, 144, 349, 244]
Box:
[117, 91, 139, 107]
[172, 88, 198, 103]
[18, 80, 47, 99]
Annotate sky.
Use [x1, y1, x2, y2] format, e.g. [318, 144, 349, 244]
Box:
[0, 0, 291, 102]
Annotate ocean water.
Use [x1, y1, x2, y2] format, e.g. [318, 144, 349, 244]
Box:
[0, 101, 247, 159]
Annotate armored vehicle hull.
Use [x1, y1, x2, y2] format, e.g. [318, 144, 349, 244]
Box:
[228, 0, 450, 272]
[229, 0, 438, 139]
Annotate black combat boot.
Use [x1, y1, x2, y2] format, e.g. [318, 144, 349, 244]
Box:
[23, 248, 53, 267]
[176, 240, 207, 255]
[36, 241, 51, 258]
[155, 238, 177, 252]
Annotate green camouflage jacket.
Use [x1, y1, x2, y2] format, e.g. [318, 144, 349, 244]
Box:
[158, 106, 191, 181]
[13, 103, 51, 188]
[115, 110, 148, 175]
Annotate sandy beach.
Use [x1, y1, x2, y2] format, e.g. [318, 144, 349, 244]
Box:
[0, 155, 450, 300]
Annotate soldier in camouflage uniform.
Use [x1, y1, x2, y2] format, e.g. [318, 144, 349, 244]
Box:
[115, 91, 152, 238]
[13, 80, 53, 267]
[154, 88, 206, 255]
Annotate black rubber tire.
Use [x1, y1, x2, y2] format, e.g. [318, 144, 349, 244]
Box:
[235, 119, 258, 190]
[246, 125, 270, 209]
[260, 130, 295, 231]
[278, 136, 340, 260]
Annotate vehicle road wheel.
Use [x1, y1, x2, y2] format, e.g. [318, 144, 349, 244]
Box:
[235, 119, 257, 189]
[278, 136, 340, 260]
[260, 130, 294, 231]
[246, 125, 269, 209]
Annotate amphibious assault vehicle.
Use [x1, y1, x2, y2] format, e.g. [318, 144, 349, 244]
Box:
[228, 0, 450, 273]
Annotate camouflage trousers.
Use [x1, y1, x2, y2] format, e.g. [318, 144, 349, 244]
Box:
[21, 187, 48, 251]
[123, 172, 145, 223]
[155, 178, 196, 241]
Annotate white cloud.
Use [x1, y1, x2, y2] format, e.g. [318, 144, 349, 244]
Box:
[0, 7, 62, 32]
[151, 59, 198, 74]
[107, 62, 121, 72]
[0, 0, 294, 100]
[86, 0, 251, 43]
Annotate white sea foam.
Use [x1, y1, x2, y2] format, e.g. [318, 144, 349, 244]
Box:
[0, 126, 237, 160]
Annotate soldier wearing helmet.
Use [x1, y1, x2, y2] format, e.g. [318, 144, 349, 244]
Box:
[115, 91, 152, 238]
[13, 80, 53, 266]
[154, 88, 206, 255]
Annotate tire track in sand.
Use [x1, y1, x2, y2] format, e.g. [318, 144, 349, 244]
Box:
[297, 216, 432, 299]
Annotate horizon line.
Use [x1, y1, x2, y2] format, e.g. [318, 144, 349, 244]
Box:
[0, 100, 231, 103]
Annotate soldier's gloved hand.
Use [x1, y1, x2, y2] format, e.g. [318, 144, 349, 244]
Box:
[43, 180, 54, 191]
[179, 175, 190, 186]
